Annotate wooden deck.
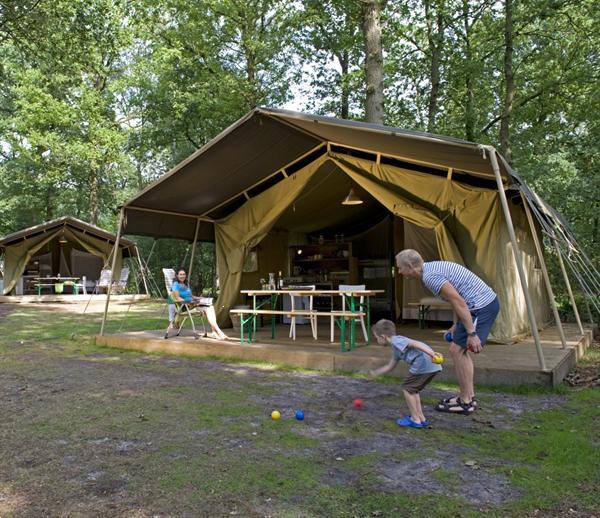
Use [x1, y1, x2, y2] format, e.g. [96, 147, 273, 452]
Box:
[96, 322, 591, 387]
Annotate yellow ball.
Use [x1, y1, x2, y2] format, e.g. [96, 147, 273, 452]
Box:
[271, 410, 281, 420]
[432, 353, 444, 364]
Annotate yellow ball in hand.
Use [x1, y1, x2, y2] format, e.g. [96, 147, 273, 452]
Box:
[432, 353, 444, 364]
[271, 410, 281, 420]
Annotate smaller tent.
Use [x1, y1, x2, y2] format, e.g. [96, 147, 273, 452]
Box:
[0, 217, 138, 295]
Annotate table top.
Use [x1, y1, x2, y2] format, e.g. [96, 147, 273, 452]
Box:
[407, 297, 452, 307]
[241, 289, 384, 296]
[35, 276, 80, 282]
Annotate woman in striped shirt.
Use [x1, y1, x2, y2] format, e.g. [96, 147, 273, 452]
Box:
[396, 249, 500, 415]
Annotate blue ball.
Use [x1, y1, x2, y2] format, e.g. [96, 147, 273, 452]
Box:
[295, 410, 305, 421]
[444, 331, 453, 343]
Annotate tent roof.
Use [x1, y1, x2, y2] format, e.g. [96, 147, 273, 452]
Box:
[123, 107, 514, 241]
[0, 216, 137, 252]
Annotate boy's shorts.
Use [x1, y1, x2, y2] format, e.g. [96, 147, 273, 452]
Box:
[402, 371, 438, 394]
[453, 297, 500, 349]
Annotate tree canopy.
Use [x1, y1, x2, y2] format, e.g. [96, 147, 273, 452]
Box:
[0, 0, 598, 287]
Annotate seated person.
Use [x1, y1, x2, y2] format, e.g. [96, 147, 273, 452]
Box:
[169, 268, 229, 340]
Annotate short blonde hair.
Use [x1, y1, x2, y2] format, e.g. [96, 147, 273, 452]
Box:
[395, 249, 423, 268]
[372, 319, 397, 338]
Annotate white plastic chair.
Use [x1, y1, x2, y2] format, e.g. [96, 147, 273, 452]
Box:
[286, 285, 317, 341]
[163, 268, 206, 339]
[74, 275, 87, 295]
[330, 284, 369, 343]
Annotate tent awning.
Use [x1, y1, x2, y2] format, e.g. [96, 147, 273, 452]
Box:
[0, 216, 137, 255]
[122, 108, 513, 241]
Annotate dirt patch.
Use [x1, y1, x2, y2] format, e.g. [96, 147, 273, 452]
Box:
[0, 336, 595, 515]
[378, 452, 519, 506]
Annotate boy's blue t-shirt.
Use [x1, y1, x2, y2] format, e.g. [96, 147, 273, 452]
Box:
[391, 335, 442, 375]
[171, 281, 193, 302]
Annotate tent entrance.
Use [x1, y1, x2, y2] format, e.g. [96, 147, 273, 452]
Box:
[19, 237, 105, 295]
[237, 166, 451, 324]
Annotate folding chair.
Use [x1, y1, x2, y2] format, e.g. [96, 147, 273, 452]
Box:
[113, 267, 130, 294]
[93, 269, 112, 294]
[162, 268, 207, 339]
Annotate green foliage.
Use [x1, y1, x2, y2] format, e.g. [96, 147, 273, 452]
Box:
[0, 0, 597, 300]
[294, 0, 365, 118]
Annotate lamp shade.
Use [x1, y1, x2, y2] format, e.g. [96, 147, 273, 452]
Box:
[341, 187, 363, 205]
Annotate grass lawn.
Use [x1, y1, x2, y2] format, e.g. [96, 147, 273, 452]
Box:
[0, 302, 598, 517]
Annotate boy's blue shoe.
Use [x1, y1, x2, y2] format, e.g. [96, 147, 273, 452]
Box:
[396, 416, 425, 428]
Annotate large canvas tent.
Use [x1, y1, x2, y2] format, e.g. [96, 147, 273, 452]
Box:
[0, 216, 138, 295]
[107, 107, 589, 368]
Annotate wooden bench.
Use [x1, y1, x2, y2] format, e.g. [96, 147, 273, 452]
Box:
[230, 308, 367, 351]
[35, 283, 56, 295]
[408, 297, 454, 329]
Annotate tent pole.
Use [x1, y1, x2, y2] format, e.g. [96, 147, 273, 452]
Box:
[100, 208, 124, 336]
[134, 245, 150, 295]
[188, 218, 201, 281]
[486, 147, 547, 371]
[553, 239, 585, 335]
[521, 193, 567, 349]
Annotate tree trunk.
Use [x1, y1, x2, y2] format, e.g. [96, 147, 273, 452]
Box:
[425, 0, 444, 132]
[500, 0, 514, 163]
[136, 162, 144, 190]
[89, 168, 99, 225]
[463, 0, 475, 141]
[244, 42, 257, 108]
[340, 49, 349, 119]
[361, 0, 384, 124]
[45, 187, 53, 221]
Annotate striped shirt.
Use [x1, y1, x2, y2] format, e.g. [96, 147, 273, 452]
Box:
[422, 261, 496, 310]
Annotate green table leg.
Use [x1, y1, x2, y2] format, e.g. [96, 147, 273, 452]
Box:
[349, 295, 356, 351]
[240, 313, 256, 344]
[252, 296, 257, 339]
[240, 314, 246, 344]
[339, 315, 346, 352]
[366, 297, 371, 344]
[249, 314, 256, 342]
[271, 294, 276, 339]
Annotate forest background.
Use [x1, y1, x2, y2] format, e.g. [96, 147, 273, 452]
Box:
[0, 0, 597, 307]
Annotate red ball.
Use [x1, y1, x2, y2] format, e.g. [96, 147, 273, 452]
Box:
[353, 399, 364, 409]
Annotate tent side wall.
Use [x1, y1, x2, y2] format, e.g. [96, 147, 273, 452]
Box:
[495, 199, 552, 340]
[211, 151, 552, 342]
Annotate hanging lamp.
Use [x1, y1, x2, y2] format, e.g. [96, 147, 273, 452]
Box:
[341, 187, 363, 205]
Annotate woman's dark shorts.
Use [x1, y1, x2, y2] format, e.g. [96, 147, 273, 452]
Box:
[402, 371, 439, 394]
[453, 297, 500, 348]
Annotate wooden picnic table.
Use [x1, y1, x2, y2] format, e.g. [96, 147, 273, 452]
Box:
[237, 288, 384, 351]
[407, 297, 454, 328]
[34, 276, 80, 295]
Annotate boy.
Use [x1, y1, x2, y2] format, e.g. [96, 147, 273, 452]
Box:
[369, 319, 442, 428]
